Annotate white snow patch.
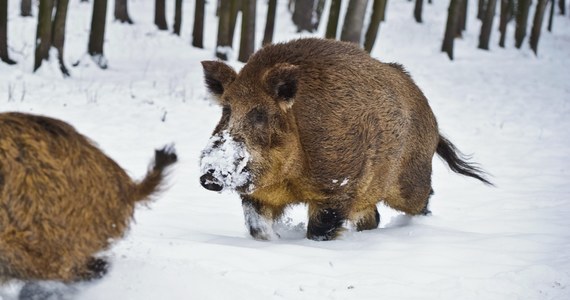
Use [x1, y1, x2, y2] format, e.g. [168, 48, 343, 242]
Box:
[200, 130, 252, 192]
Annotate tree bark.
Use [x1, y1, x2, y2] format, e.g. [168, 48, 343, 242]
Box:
[263, 0, 277, 46]
[52, 0, 70, 76]
[238, 0, 256, 62]
[193, 0, 205, 48]
[442, 0, 462, 60]
[21, 0, 32, 17]
[34, 0, 54, 71]
[414, 0, 424, 23]
[478, 0, 497, 50]
[325, 0, 342, 39]
[514, 0, 531, 48]
[456, 0, 468, 37]
[559, 0, 566, 15]
[155, 0, 168, 30]
[115, 0, 133, 24]
[216, 0, 232, 60]
[477, 0, 486, 19]
[380, 0, 389, 21]
[293, 0, 315, 32]
[228, 0, 241, 47]
[173, 0, 183, 35]
[530, 0, 548, 54]
[313, 0, 326, 30]
[1, 0, 16, 64]
[340, 0, 369, 45]
[88, 0, 108, 68]
[498, 0, 509, 47]
[364, 0, 385, 52]
[548, 0, 555, 31]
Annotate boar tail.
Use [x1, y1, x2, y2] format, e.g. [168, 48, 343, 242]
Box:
[133, 145, 178, 202]
[436, 135, 493, 186]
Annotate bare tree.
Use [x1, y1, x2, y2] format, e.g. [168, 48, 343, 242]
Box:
[155, 0, 167, 30]
[442, 0, 463, 60]
[456, 0, 468, 37]
[115, 0, 133, 24]
[559, 0, 566, 15]
[325, 0, 342, 39]
[498, 0, 511, 47]
[238, 0, 256, 62]
[228, 0, 241, 46]
[478, 0, 497, 50]
[364, 0, 386, 52]
[548, 0, 555, 31]
[530, 0, 549, 54]
[341, 0, 369, 45]
[477, 0, 486, 19]
[1, 0, 16, 64]
[293, 0, 315, 32]
[21, 0, 32, 17]
[34, 0, 55, 71]
[52, 0, 71, 76]
[193, 0, 205, 48]
[414, 0, 424, 23]
[313, 0, 327, 30]
[263, 0, 277, 46]
[173, 0, 183, 35]
[515, 0, 531, 48]
[88, 0, 108, 69]
[216, 0, 232, 60]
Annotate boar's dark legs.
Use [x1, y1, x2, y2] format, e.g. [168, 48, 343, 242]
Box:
[307, 202, 348, 241]
[352, 206, 381, 231]
[241, 195, 285, 240]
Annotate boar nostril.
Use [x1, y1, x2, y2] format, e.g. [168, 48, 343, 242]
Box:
[200, 170, 223, 192]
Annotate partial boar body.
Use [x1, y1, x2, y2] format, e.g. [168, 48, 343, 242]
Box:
[0, 112, 177, 282]
[199, 38, 491, 241]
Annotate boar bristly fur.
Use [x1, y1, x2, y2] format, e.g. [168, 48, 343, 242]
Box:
[0, 112, 177, 282]
[200, 38, 491, 241]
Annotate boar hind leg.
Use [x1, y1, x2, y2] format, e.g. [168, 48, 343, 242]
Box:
[241, 196, 284, 240]
[74, 257, 109, 282]
[385, 159, 433, 216]
[307, 202, 348, 241]
[351, 206, 380, 231]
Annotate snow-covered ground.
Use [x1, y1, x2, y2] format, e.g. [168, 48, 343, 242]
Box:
[1, 0, 569, 299]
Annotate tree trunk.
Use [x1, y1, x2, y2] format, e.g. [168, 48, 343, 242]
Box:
[293, 0, 315, 32]
[456, 0, 468, 37]
[88, 0, 108, 68]
[228, 0, 241, 47]
[442, 0, 462, 60]
[263, 0, 277, 46]
[52, 0, 70, 76]
[559, 0, 566, 15]
[325, 0, 342, 39]
[514, 0, 531, 48]
[548, 0, 555, 31]
[340, 0, 369, 45]
[155, 0, 167, 30]
[478, 0, 497, 49]
[380, 0, 389, 21]
[34, 0, 54, 71]
[21, 0, 32, 17]
[1, 0, 16, 64]
[238, 0, 256, 63]
[173, 0, 182, 35]
[313, 0, 326, 30]
[414, 0, 424, 23]
[530, 0, 548, 54]
[364, 0, 384, 52]
[477, 0, 486, 19]
[498, 0, 509, 47]
[114, 0, 133, 24]
[193, 0, 205, 48]
[216, 0, 232, 60]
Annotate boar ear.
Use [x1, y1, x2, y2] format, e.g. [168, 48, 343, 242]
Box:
[263, 63, 299, 110]
[201, 61, 237, 96]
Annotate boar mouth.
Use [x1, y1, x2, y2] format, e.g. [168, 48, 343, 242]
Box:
[199, 130, 254, 193]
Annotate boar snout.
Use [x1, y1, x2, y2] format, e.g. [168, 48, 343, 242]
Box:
[200, 169, 224, 192]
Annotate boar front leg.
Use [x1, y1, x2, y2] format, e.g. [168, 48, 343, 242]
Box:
[307, 201, 349, 241]
[241, 196, 284, 240]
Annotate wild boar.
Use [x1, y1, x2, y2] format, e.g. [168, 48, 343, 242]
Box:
[199, 38, 490, 241]
[0, 112, 177, 283]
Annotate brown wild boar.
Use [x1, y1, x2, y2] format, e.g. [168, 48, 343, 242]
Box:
[0, 112, 177, 283]
[199, 38, 491, 241]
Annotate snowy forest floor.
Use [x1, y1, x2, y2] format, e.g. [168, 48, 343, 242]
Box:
[1, 0, 569, 299]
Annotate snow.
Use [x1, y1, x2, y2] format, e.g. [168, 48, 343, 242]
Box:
[1, 0, 570, 299]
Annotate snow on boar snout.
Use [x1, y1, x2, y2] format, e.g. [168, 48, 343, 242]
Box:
[199, 130, 253, 193]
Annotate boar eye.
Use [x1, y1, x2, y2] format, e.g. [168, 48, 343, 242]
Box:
[249, 108, 267, 125]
